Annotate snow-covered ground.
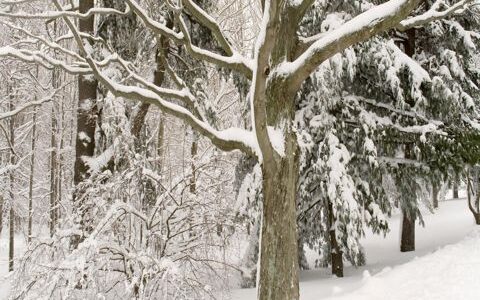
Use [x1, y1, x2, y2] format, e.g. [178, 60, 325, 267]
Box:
[1, 194, 478, 300]
[233, 195, 479, 300]
[0, 233, 25, 300]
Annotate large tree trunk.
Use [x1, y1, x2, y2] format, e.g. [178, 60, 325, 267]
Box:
[72, 0, 98, 247]
[328, 201, 344, 277]
[258, 133, 300, 300]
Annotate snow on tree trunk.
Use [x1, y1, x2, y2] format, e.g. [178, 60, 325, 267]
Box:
[400, 29, 417, 253]
[8, 88, 15, 272]
[27, 107, 37, 243]
[50, 67, 59, 237]
[72, 0, 98, 247]
[258, 138, 300, 300]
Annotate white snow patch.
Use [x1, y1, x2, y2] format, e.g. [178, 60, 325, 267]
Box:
[267, 126, 285, 157]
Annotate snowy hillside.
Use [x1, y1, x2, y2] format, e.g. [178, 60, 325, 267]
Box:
[233, 197, 480, 300]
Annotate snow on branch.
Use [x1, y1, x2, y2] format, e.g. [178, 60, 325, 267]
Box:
[0, 154, 29, 176]
[125, 0, 253, 78]
[0, 20, 84, 61]
[0, 5, 128, 20]
[182, 0, 234, 56]
[0, 88, 60, 120]
[386, 40, 431, 83]
[398, 0, 476, 30]
[0, 45, 90, 74]
[92, 57, 259, 157]
[50, 0, 260, 158]
[282, 0, 421, 89]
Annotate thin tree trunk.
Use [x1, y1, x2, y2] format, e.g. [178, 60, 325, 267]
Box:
[453, 178, 459, 199]
[467, 172, 480, 225]
[57, 87, 66, 222]
[49, 101, 57, 237]
[400, 210, 415, 252]
[72, 0, 98, 247]
[8, 89, 15, 272]
[432, 182, 439, 209]
[258, 132, 299, 300]
[190, 132, 198, 194]
[400, 28, 416, 253]
[328, 201, 344, 277]
[156, 114, 165, 171]
[8, 199, 14, 272]
[27, 108, 37, 243]
[0, 195, 3, 236]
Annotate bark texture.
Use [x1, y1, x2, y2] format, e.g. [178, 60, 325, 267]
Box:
[453, 180, 459, 199]
[467, 171, 480, 225]
[27, 108, 37, 243]
[432, 182, 439, 209]
[328, 202, 343, 277]
[0, 195, 3, 236]
[400, 210, 415, 252]
[49, 95, 58, 237]
[258, 138, 300, 300]
[72, 0, 98, 247]
[400, 28, 416, 253]
[8, 90, 15, 272]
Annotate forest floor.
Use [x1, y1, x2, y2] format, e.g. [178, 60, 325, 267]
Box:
[0, 192, 478, 300]
[233, 192, 480, 300]
[0, 232, 25, 299]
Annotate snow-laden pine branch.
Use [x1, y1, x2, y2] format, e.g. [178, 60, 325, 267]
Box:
[281, 0, 421, 89]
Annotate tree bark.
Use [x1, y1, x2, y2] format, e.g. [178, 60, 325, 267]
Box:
[72, 0, 98, 247]
[258, 132, 300, 300]
[453, 178, 459, 199]
[0, 195, 3, 236]
[432, 182, 439, 209]
[400, 28, 416, 253]
[190, 132, 198, 194]
[328, 201, 343, 277]
[49, 99, 58, 237]
[8, 89, 15, 272]
[467, 172, 480, 225]
[27, 108, 37, 243]
[400, 209, 415, 252]
[474, 213, 480, 225]
[56, 86, 66, 223]
[156, 114, 165, 171]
